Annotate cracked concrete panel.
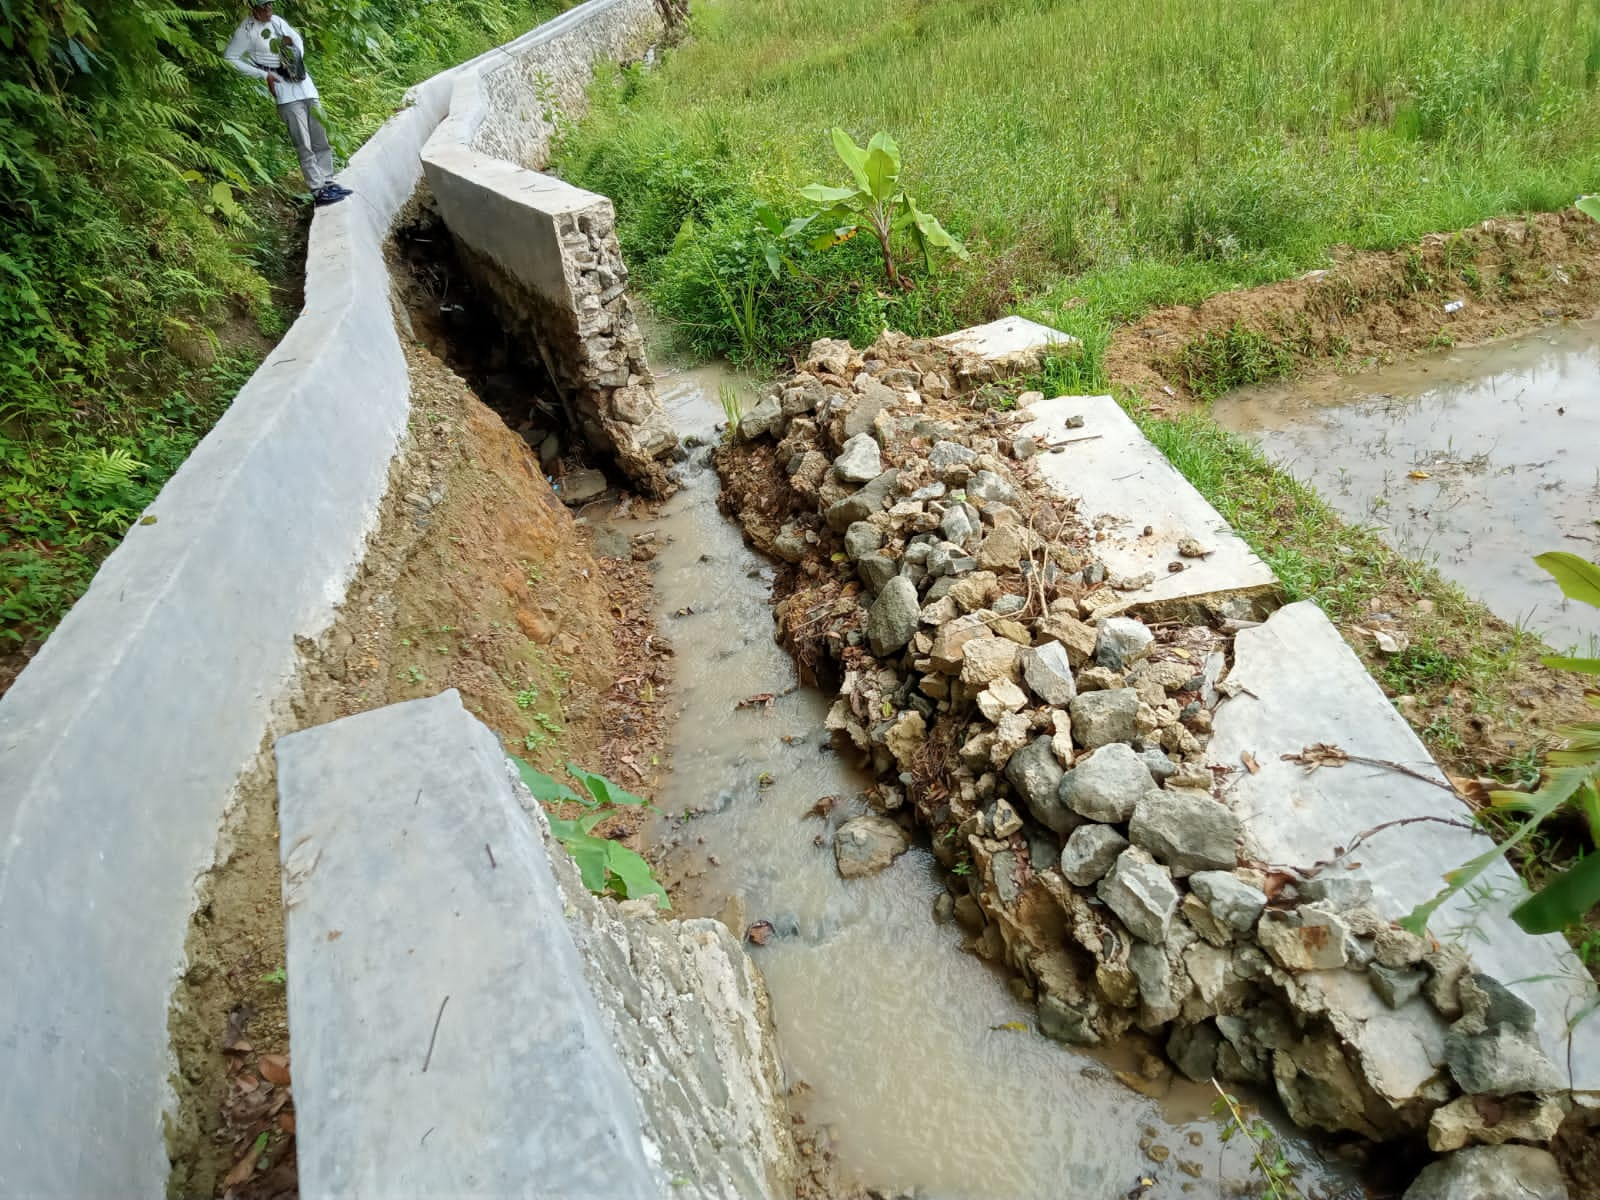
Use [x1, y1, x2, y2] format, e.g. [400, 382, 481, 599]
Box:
[1018, 394, 1278, 613]
[1210, 600, 1600, 1092]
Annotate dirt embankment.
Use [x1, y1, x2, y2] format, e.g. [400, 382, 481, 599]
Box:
[166, 340, 671, 1200]
[1108, 210, 1600, 401]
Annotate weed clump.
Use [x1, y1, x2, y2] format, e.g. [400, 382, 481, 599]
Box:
[1171, 324, 1295, 400]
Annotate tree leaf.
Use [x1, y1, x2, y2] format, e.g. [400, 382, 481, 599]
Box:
[829, 126, 871, 193]
[799, 183, 856, 205]
[604, 842, 670, 909]
[862, 133, 901, 204]
[1512, 849, 1600, 934]
[1534, 551, 1600, 609]
[1577, 195, 1600, 224]
[510, 754, 582, 805]
[1400, 765, 1590, 934]
[567, 838, 609, 894]
[1541, 654, 1600, 675]
[566, 763, 650, 808]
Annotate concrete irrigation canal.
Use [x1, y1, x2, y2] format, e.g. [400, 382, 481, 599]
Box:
[0, 2, 1596, 1199]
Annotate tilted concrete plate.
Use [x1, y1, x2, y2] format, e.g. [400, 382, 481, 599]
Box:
[1018, 394, 1278, 614]
[1210, 601, 1600, 1094]
[934, 315, 1077, 363]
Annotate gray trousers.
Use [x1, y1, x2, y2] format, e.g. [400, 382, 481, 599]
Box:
[277, 99, 335, 191]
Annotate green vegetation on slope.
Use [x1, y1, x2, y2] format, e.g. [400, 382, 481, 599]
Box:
[1, 0, 571, 658]
[555, 0, 1600, 364]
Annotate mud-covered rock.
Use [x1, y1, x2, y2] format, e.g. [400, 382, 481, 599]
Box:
[834, 814, 911, 878]
[1257, 909, 1350, 972]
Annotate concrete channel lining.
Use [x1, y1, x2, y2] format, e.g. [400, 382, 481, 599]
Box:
[1210, 600, 1600, 1093]
[0, 1, 673, 1196]
[276, 691, 659, 1200]
[1018, 393, 1278, 614]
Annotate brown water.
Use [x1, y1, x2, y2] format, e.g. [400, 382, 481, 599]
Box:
[588, 361, 1353, 1200]
[1215, 322, 1600, 654]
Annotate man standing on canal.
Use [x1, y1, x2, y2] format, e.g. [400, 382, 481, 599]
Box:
[224, 0, 351, 207]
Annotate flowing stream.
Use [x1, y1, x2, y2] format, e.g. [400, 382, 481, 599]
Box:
[588, 359, 1353, 1200]
[1215, 322, 1600, 654]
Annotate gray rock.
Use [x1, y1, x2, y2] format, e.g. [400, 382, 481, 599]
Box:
[1058, 743, 1155, 823]
[1189, 871, 1267, 934]
[1167, 1021, 1222, 1083]
[929, 440, 976, 471]
[834, 814, 911, 878]
[1427, 1093, 1567, 1154]
[844, 521, 884, 562]
[1460, 973, 1538, 1037]
[1005, 736, 1074, 834]
[910, 481, 947, 502]
[1295, 873, 1375, 912]
[932, 892, 955, 925]
[825, 469, 900, 531]
[967, 469, 1019, 506]
[1068, 687, 1139, 748]
[1128, 789, 1240, 876]
[940, 504, 977, 547]
[1095, 616, 1155, 669]
[990, 797, 1023, 839]
[737, 393, 784, 440]
[1373, 924, 1429, 969]
[1060, 824, 1129, 886]
[1444, 1025, 1564, 1096]
[1038, 993, 1100, 1046]
[558, 468, 608, 505]
[1098, 847, 1178, 943]
[992, 594, 1027, 617]
[953, 894, 986, 934]
[835, 432, 883, 482]
[1139, 748, 1178, 783]
[1027, 830, 1059, 875]
[843, 378, 896, 439]
[1019, 641, 1077, 706]
[858, 553, 898, 594]
[1256, 909, 1350, 972]
[1402, 1145, 1568, 1200]
[866, 577, 920, 657]
[1369, 963, 1428, 1009]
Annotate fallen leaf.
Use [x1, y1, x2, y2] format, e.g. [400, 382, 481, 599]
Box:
[221, 1147, 259, 1190]
[258, 1054, 291, 1087]
[737, 692, 776, 710]
[221, 1005, 255, 1052]
[326, 929, 342, 942]
[806, 795, 839, 820]
[1241, 751, 1260, 775]
[989, 1020, 1028, 1032]
[746, 920, 774, 946]
[1408, 469, 1431, 480]
[278, 1112, 296, 1134]
[1282, 742, 1349, 770]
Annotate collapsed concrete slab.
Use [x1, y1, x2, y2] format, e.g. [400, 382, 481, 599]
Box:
[1209, 600, 1600, 1096]
[934, 315, 1076, 366]
[1018, 394, 1278, 618]
[276, 691, 794, 1199]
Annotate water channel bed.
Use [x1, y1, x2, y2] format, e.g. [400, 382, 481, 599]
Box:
[591, 362, 1353, 1200]
[1215, 322, 1600, 654]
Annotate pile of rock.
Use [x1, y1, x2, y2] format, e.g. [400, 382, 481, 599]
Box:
[716, 332, 1578, 1189]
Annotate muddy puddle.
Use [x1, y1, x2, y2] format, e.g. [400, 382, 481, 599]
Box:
[1216, 322, 1600, 653]
[589, 361, 1354, 1200]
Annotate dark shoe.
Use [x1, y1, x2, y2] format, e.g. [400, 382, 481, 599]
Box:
[328, 183, 353, 197]
[313, 186, 347, 207]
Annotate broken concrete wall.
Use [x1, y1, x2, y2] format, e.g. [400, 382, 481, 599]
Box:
[717, 321, 1598, 1189]
[277, 691, 795, 1200]
[421, 0, 676, 496]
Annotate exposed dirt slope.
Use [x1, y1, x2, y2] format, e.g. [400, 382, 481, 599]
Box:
[166, 340, 670, 1199]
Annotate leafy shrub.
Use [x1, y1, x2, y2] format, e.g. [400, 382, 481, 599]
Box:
[511, 756, 668, 909]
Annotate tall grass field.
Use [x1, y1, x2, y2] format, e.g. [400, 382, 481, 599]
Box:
[555, 0, 1600, 364]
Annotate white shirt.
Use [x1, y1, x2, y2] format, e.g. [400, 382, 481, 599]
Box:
[224, 14, 319, 106]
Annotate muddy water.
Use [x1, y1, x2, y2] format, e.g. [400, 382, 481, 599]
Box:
[1215, 323, 1600, 653]
[595, 363, 1351, 1200]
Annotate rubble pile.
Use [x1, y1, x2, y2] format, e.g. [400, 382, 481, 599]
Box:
[713, 330, 1577, 1183]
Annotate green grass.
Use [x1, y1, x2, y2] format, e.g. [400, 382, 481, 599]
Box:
[554, 0, 1600, 368]
[1, 0, 577, 655]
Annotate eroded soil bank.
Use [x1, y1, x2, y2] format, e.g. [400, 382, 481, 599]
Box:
[165, 337, 671, 1198]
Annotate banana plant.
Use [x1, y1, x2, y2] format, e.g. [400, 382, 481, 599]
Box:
[794, 128, 967, 289]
